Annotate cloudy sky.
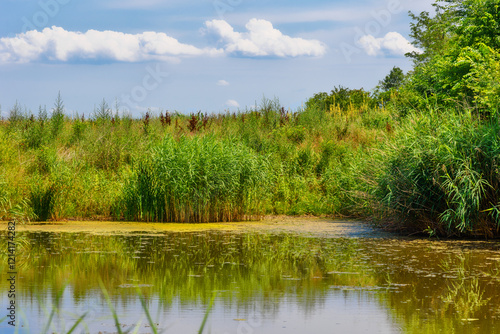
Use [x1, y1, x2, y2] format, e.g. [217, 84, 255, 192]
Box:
[0, 0, 434, 117]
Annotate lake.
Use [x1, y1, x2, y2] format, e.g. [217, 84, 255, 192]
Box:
[1, 218, 500, 333]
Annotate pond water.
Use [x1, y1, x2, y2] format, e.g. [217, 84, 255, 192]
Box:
[1, 220, 500, 333]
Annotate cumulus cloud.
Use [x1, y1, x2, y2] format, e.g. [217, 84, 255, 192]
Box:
[204, 18, 326, 58]
[217, 79, 229, 86]
[225, 99, 239, 108]
[358, 32, 421, 57]
[0, 26, 223, 64]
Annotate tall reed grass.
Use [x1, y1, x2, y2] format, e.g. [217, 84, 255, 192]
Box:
[0, 95, 392, 223]
[17, 94, 500, 236]
[117, 135, 269, 222]
[379, 109, 500, 237]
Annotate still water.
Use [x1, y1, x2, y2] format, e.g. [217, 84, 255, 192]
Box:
[1, 221, 500, 333]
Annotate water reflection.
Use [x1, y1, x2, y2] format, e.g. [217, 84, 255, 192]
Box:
[1, 230, 500, 333]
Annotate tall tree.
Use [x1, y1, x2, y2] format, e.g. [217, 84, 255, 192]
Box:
[379, 67, 405, 92]
[404, 0, 500, 112]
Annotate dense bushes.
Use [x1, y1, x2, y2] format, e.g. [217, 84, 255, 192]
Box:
[399, 0, 500, 113]
[305, 86, 376, 113]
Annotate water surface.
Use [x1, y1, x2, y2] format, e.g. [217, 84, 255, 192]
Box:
[1, 220, 500, 333]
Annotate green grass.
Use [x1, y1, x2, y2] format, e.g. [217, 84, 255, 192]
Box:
[117, 134, 269, 222]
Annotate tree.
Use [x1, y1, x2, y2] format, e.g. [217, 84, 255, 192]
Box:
[51, 91, 65, 137]
[305, 86, 375, 112]
[403, 0, 500, 113]
[378, 67, 405, 92]
[406, 1, 460, 65]
[94, 98, 112, 122]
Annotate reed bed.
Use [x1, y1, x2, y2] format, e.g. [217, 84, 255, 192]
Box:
[117, 135, 269, 222]
[379, 109, 500, 237]
[6, 92, 500, 237]
[0, 95, 388, 224]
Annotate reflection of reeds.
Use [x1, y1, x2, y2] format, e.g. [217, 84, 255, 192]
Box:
[441, 254, 490, 319]
[8, 231, 376, 304]
[444, 277, 488, 319]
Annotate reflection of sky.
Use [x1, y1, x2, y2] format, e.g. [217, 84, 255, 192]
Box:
[0, 287, 400, 334]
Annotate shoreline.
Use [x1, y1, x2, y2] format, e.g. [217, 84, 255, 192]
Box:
[0, 216, 391, 238]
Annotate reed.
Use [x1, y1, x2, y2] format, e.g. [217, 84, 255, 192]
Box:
[379, 109, 500, 237]
[117, 134, 269, 222]
[28, 177, 56, 221]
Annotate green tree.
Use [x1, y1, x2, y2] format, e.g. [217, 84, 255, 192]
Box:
[404, 0, 500, 113]
[406, 1, 457, 65]
[51, 91, 65, 138]
[378, 67, 405, 92]
[305, 86, 374, 112]
[94, 98, 112, 122]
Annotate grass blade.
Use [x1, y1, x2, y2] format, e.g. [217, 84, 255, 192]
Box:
[98, 278, 124, 334]
[198, 292, 216, 334]
[137, 288, 158, 334]
[65, 312, 87, 334]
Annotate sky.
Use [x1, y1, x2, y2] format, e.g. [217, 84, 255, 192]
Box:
[0, 0, 435, 118]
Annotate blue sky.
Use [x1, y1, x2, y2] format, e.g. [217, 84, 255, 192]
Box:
[0, 0, 435, 118]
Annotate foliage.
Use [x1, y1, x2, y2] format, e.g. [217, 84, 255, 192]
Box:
[406, 1, 456, 64]
[401, 0, 500, 113]
[0, 92, 389, 224]
[94, 98, 113, 123]
[28, 176, 57, 221]
[374, 67, 406, 105]
[378, 67, 405, 92]
[51, 91, 65, 138]
[305, 86, 376, 113]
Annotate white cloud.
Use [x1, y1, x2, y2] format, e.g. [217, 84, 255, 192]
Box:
[204, 18, 326, 58]
[358, 32, 421, 57]
[0, 26, 223, 64]
[217, 79, 229, 86]
[225, 99, 239, 108]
